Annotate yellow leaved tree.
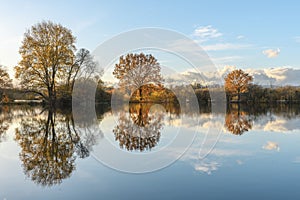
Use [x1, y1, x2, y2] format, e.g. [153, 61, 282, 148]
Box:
[15, 21, 99, 106]
[15, 21, 76, 105]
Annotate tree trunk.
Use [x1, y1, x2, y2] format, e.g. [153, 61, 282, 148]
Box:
[48, 88, 56, 108]
[138, 103, 143, 126]
[237, 88, 241, 112]
[139, 87, 143, 101]
[237, 88, 241, 103]
[226, 93, 230, 104]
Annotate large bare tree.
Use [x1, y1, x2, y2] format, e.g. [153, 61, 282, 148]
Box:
[66, 48, 101, 92]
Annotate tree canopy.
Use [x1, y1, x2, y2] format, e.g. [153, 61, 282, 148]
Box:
[225, 69, 253, 102]
[15, 21, 76, 104]
[14, 21, 102, 105]
[113, 53, 163, 101]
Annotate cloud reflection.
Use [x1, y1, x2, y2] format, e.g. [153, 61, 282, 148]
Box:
[262, 141, 280, 151]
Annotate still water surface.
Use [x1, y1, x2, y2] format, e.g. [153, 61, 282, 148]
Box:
[1, 103, 300, 199]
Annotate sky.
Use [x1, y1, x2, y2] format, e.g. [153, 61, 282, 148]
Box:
[1, 0, 300, 83]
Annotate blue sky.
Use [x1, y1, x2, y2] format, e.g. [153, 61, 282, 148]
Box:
[1, 0, 300, 78]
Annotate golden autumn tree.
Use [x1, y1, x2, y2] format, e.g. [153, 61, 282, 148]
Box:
[113, 53, 163, 101]
[15, 21, 76, 106]
[225, 69, 253, 102]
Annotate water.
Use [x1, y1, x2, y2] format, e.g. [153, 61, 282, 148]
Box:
[1, 103, 300, 199]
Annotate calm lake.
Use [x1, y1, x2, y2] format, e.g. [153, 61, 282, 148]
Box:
[1, 103, 300, 199]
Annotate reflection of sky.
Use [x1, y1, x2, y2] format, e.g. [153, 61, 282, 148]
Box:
[169, 113, 300, 134]
[2, 109, 300, 199]
[154, 112, 300, 177]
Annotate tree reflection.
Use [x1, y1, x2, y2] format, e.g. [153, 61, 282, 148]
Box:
[15, 108, 102, 187]
[113, 103, 165, 151]
[0, 106, 12, 142]
[71, 105, 104, 158]
[225, 106, 253, 135]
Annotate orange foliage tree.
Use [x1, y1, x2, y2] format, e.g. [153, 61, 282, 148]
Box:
[113, 53, 163, 101]
[224, 69, 253, 102]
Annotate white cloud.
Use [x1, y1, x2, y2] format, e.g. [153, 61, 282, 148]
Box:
[166, 66, 300, 87]
[193, 25, 222, 42]
[264, 67, 288, 81]
[247, 67, 300, 86]
[192, 26, 251, 52]
[201, 120, 224, 129]
[210, 148, 252, 157]
[262, 141, 280, 151]
[202, 43, 252, 51]
[262, 117, 300, 133]
[262, 48, 280, 58]
[236, 160, 244, 165]
[194, 161, 220, 175]
[222, 66, 300, 86]
[251, 67, 299, 85]
[211, 56, 243, 65]
[217, 65, 236, 77]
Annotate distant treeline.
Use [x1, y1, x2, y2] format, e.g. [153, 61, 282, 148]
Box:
[3, 83, 300, 105]
[192, 84, 300, 104]
[1, 83, 112, 106]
